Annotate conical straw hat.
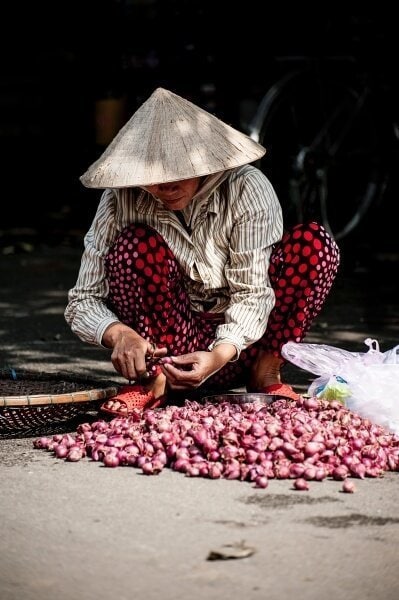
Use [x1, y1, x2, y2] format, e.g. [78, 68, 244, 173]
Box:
[80, 87, 266, 188]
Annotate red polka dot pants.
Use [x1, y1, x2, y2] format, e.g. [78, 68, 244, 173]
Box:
[104, 222, 340, 390]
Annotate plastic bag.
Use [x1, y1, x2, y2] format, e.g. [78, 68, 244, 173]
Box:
[282, 338, 399, 435]
[281, 337, 384, 376]
[308, 375, 351, 403]
[344, 362, 399, 434]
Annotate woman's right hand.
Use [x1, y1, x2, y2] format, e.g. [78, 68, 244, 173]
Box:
[102, 323, 166, 380]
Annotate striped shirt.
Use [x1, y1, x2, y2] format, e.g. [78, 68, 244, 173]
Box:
[65, 165, 284, 356]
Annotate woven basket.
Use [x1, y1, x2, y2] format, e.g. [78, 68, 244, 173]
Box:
[0, 369, 119, 437]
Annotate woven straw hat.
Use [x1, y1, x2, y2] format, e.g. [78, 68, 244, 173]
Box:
[80, 87, 266, 188]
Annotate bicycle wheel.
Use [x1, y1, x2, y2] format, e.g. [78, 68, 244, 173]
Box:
[247, 69, 386, 241]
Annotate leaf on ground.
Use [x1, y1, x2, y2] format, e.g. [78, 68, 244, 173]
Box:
[206, 540, 256, 561]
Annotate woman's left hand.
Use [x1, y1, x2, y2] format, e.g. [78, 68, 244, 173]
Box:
[161, 344, 237, 390]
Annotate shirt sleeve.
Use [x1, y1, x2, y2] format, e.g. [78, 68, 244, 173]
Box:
[208, 169, 283, 358]
[64, 189, 121, 346]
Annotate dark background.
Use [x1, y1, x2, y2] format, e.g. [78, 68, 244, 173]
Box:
[1, 1, 398, 267]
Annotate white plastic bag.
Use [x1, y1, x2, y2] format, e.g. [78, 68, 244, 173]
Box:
[383, 345, 399, 364]
[281, 337, 384, 376]
[282, 338, 399, 435]
[344, 362, 399, 434]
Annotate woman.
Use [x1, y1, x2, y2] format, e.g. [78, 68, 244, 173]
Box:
[65, 87, 340, 416]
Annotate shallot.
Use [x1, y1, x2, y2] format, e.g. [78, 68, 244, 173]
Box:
[32, 396, 399, 493]
[342, 479, 356, 493]
[293, 478, 310, 491]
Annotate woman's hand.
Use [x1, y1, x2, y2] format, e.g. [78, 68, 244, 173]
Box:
[161, 343, 237, 390]
[102, 323, 167, 380]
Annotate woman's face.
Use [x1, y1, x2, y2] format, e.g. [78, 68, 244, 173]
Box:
[143, 177, 203, 210]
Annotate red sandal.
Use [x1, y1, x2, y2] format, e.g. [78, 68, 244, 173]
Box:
[261, 383, 300, 401]
[100, 384, 166, 417]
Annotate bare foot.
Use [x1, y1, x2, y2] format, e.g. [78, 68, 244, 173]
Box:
[247, 350, 283, 392]
[103, 373, 167, 413]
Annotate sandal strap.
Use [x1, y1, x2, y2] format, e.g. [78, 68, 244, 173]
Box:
[261, 383, 300, 401]
[101, 385, 164, 414]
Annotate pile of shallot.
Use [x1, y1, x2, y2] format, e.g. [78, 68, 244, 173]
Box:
[33, 397, 399, 491]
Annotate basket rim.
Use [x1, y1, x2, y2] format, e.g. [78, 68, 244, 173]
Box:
[0, 369, 120, 407]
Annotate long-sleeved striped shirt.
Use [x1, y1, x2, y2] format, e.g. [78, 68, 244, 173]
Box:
[64, 164, 284, 356]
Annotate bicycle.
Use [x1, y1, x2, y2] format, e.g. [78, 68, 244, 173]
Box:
[245, 53, 398, 242]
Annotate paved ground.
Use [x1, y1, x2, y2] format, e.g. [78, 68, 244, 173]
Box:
[0, 242, 398, 600]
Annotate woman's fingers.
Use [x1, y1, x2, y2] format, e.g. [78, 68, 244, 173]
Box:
[162, 360, 206, 389]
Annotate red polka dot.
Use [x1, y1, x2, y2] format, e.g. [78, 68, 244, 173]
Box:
[138, 241, 147, 253]
[310, 255, 318, 265]
[313, 238, 322, 250]
[309, 270, 318, 280]
[149, 236, 157, 248]
[278, 279, 287, 288]
[304, 231, 313, 241]
[293, 230, 302, 239]
[297, 312, 305, 321]
[293, 243, 301, 253]
[291, 276, 300, 286]
[285, 267, 294, 277]
[135, 258, 145, 269]
[293, 327, 302, 336]
[298, 264, 308, 273]
[302, 246, 311, 256]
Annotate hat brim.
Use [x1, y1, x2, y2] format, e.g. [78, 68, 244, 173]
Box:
[80, 87, 266, 189]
